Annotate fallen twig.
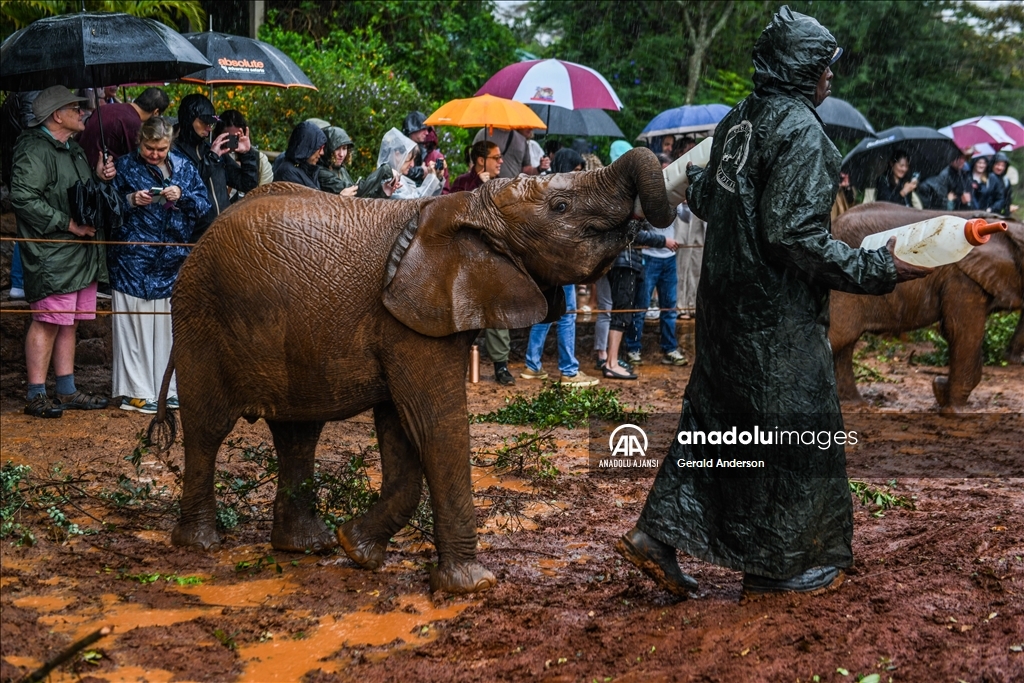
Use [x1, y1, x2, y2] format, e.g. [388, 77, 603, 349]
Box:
[20, 625, 112, 683]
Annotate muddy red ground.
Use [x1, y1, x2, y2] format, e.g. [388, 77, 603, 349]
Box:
[1, 342, 1022, 683]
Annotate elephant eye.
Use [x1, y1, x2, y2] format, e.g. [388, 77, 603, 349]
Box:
[552, 201, 568, 213]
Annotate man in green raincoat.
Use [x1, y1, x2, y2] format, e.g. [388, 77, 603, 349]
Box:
[617, 6, 932, 597]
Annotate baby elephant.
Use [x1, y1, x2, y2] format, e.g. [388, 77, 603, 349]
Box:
[829, 203, 1024, 413]
[149, 148, 674, 593]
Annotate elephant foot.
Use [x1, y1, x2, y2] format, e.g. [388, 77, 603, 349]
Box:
[271, 514, 338, 553]
[337, 519, 387, 570]
[932, 376, 951, 407]
[939, 404, 970, 417]
[429, 560, 497, 594]
[839, 393, 867, 407]
[171, 520, 223, 550]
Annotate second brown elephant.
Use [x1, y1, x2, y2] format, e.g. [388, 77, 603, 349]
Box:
[829, 203, 1024, 413]
[149, 148, 674, 594]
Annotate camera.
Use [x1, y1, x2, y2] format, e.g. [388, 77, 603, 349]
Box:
[434, 159, 444, 171]
[226, 134, 239, 150]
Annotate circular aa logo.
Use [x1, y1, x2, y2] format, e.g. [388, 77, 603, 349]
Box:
[608, 424, 648, 458]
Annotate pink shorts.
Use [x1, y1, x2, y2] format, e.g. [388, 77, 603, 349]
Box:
[31, 282, 98, 325]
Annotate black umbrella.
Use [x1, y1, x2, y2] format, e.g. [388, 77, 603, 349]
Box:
[2, 12, 210, 226]
[841, 126, 960, 190]
[816, 97, 875, 142]
[181, 32, 315, 89]
[528, 104, 624, 137]
[0, 12, 211, 92]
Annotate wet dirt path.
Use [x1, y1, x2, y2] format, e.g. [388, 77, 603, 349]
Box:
[1, 348, 1022, 682]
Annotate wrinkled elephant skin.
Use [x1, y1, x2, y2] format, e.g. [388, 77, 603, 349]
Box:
[829, 204, 1024, 414]
[162, 148, 673, 594]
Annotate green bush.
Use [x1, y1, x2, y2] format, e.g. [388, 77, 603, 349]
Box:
[910, 311, 1020, 367]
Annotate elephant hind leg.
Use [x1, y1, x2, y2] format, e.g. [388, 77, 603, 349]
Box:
[338, 402, 423, 570]
[936, 285, 988, 413]
[172, 410, 237, 550]
[268, 420, 337, 553]
[833, 341, 864, 404]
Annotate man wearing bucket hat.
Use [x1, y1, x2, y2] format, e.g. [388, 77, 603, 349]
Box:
[617, 7, 931, 598]
[10, 85, 118, 419]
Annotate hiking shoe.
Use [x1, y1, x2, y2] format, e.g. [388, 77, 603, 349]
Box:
[662, 349, 689, 366]
[494, 366, 516, 386]
[520, 367, 549, 380]
[8, 287, 25, 300]
[55, 390, 109, 410]
[166, 396, 180, 411]
[121, 397, 158, 414]
[559, 370, 599, 387]
[626, 351, 643, 365]
[25, 395, 63, 419]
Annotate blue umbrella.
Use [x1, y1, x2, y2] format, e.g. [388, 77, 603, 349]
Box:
[637, 104, 731, 141]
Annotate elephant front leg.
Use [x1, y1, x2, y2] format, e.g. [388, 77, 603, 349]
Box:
[415, 414, 495, 594]
[267, 420, 337, 553]
[338, 402, 424, 570]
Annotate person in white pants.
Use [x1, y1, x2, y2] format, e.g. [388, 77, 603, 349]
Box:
[110, 116, 210, 413]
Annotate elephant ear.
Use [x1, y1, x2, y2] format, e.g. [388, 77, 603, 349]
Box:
[383, 194, 550, 337]
[958, 231, 1023, 310]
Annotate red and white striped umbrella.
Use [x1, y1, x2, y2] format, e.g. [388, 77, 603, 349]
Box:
[939, 115, 1024, 152]
[475, 59, 623, 111]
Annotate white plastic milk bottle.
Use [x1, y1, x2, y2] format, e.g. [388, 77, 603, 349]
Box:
[634, 137, 714, 216]
[859, 216, 1007, 268]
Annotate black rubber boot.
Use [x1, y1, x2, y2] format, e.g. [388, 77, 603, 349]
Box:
[742, 566, 844, 596]
[615, 526, 698, 597]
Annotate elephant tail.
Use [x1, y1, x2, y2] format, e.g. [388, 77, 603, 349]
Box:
[147, 348, 178, 454]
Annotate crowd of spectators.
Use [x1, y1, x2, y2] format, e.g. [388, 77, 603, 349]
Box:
[4, 83, 1021, 410]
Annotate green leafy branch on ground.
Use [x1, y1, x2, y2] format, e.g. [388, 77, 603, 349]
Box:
[473, 430, 560, 482]
[471, 383, 647, 429]
[849, 479, 915, 518]
[1, 461, 100, 545]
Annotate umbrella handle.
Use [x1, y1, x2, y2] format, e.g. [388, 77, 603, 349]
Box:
[92, 69, 110, 165]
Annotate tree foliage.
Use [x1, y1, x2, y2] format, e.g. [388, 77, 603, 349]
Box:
[529, 0, 1023, 145]
[0, 0, 206, 40]
[264, 0, 519, 104]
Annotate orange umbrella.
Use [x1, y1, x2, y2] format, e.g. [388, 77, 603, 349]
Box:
[424, 94, 546, 134]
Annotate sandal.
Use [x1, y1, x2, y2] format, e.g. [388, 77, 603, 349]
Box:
[55, 390, 110, 410]
[602, 366, 638, 380]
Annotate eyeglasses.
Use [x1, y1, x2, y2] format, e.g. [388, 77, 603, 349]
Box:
[61, 105, 84, 114]
[486, 154, 503, 161]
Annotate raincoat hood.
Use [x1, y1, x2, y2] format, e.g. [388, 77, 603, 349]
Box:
[609, 140, 632, 162]
[551, 148, 585, 173]
[752, 5, 839, 106]
[285, 121, 327, 163]
[377, 128, 418, 173]
[177, 94, 217, 148]
[402, 111, 428, 136]
[324, 126, 353, 153]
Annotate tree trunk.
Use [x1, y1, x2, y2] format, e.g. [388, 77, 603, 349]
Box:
[680, 0, 735, 104]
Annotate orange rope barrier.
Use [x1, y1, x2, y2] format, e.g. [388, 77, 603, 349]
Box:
[0, 237, 195, 247]
[0, 308, 694, 316]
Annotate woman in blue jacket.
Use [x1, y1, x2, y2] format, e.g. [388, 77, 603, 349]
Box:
[110, 116, 210, 413]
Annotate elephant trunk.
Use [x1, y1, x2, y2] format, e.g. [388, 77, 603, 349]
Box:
[598, 147, 675, 229]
